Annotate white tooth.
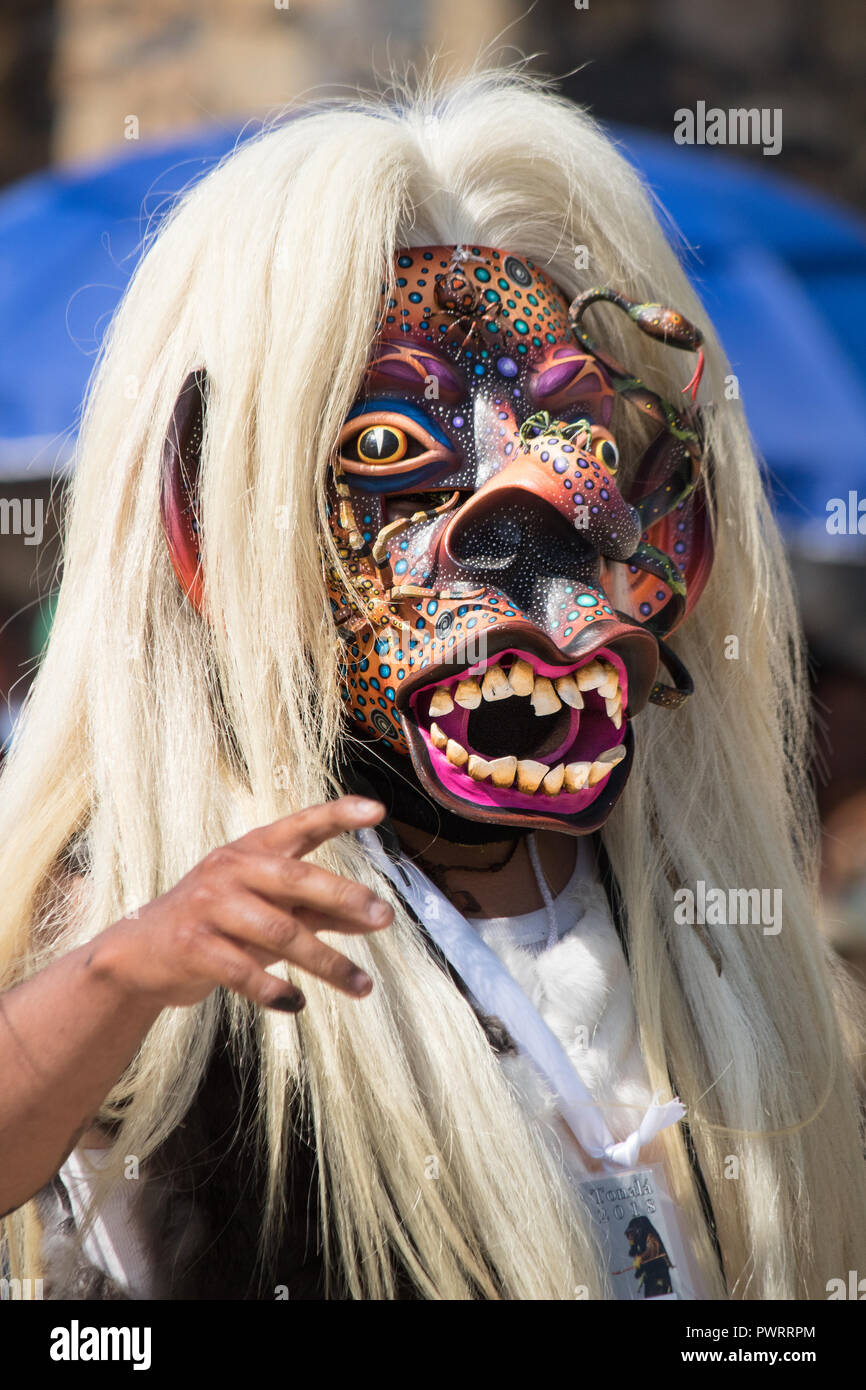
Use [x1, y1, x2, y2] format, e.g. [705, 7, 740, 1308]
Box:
[555, 674, 584, 708]
[467, 755, 492, 782]
[564, 762, 591, 792]
[517, 759, 548, 794]
[531, 677, 561, 717]
[577, 660, 606, 691]
[604, 694, 622, 719]
[588, 744, 626, 785]
[430, 722, 448, 750]
[446, 739, 468, 767]
[482, 664, 513, 701]
[508, 659, 535, 697]
[598, 666, 620, 700]
[454, 678, 482, 709]
[611, 708, 623, 730]
[542, 763, 565, 796]
[488, 755, 517, 788]
[429, 688, 454, 717]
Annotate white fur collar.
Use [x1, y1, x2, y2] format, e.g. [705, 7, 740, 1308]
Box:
[472, 872, 655, 1167]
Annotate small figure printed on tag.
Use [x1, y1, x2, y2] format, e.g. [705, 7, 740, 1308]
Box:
[617, 1217, 674, 1298]
[581, 1168, 688, 1299]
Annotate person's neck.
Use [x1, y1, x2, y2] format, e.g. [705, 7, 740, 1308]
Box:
[393, 819, 577, 919]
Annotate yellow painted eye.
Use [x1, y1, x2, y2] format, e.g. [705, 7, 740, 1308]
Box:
[337, 410, 454, 477]
[595, 437, 619, 472]
[357, 425, 408, 464]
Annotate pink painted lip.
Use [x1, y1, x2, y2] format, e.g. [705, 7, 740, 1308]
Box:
[408, 646, 627, 812]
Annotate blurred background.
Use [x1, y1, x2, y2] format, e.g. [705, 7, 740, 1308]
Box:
[0, 0, 864, 973]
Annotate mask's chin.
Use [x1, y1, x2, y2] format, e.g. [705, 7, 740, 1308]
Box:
[399, 643, 634, 837]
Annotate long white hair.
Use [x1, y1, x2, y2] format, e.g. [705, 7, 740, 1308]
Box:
[2, 66, 864, 1299]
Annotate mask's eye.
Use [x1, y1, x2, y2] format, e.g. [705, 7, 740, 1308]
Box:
[594, 435, 619, 473]
[355, 425, 409, 464]
[337, 405, 456, 487]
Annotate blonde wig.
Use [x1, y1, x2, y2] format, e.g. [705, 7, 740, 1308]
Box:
[2, 66, 864, 1299]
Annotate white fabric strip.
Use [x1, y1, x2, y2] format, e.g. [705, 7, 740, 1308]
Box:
[359, 828, 685, 1172]
[55, 1149, 155, 1298]
[56, 1150, 130, 1290]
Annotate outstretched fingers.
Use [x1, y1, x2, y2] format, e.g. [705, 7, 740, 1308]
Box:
[253, 795, 386, 861]
[186, 928, 308, 1013]
[208, 891, 374, 999]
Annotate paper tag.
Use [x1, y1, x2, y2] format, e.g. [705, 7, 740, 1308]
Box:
[578, 1165, 699, 1301]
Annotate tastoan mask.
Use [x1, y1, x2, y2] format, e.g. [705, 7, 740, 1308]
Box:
[161, 245, 712, 835]
[321, 245, 712, 834]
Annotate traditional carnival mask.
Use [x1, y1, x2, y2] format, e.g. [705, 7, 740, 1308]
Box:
[161, 245, 713, 836]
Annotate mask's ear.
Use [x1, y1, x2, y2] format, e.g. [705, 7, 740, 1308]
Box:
[160, 369, 207, 613]
[568, 287, 714, 638]
[621, 427, 714, 637]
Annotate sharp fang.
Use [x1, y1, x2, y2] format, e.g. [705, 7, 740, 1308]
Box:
[508, 659, 535, 697]
[611, 708, 623, 730]
[598, 666, 619, 700]
[454, 678, 482, 709]
[467, 754, 492, 782]
[604, 694, 622, 719]
[542, 763, 565, 796]
[430, 722, 448, 750]
[531, 676, 561, 717]
[482, 664, 512, 702]
[446, 738, 469, 767]
[517, 759, 547, 794]
[588, 744, 626, 785]
[429, 688, 454, 717]
[488, 755, 517, 788]
[577, 660, 606, 691]
[564, 761, 591, 792]
[555, 674, 583, 708]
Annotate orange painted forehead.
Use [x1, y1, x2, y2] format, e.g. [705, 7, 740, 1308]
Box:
[368, 243, 612, 421]
[382, 244, 572, 346]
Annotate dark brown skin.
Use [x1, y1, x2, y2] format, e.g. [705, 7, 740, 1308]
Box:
[0, 795, 393, 1217]
[393, 822, 576, 918]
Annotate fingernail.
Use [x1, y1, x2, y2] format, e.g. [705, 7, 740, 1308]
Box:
[348, 798, 384, 819]
[367, 899, 392, 926]
[349, 969, 373, 996]
[270, 991, 306, 1013]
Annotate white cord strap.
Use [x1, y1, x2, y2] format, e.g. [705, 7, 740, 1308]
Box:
[527, 831, 560, 949]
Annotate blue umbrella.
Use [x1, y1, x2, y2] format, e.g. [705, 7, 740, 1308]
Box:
[1, 121, 864, 549]
[0, 127, 239, 477]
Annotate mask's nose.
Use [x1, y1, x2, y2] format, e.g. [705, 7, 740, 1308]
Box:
[439, 451, 641, 626]
[440, 484, 592, 627]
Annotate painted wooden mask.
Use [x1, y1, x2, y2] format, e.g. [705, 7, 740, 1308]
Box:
[162, 245, 712, 836]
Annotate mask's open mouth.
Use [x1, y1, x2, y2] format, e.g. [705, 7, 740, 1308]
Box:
[404, 644, 630, 829]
